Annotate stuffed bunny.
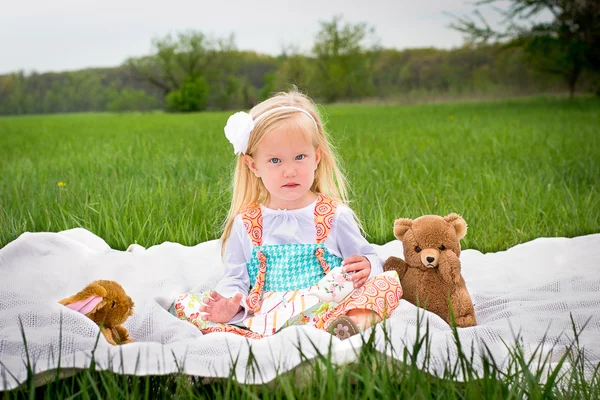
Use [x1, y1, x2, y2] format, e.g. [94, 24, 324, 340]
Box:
[59, 280, 135, 345]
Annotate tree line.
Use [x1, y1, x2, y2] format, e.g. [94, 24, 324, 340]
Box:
[1, 7, 598, 116]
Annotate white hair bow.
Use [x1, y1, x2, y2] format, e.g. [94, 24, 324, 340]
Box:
[224, 111, 254, 155]
[224, 106, 318, 155]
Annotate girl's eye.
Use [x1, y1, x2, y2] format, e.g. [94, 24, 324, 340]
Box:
[439, 245, 446, 251]
[269, 158, 281, 164]
[295, 154, 306, 161]
[415, 246, 422, 253]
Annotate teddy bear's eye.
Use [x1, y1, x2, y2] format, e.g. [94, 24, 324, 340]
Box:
[111, 300, 116, 308]
[439, 245, 446, 251]
[415, 246, 422, 253]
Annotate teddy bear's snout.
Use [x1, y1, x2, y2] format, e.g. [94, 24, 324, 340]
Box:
[420, 249, 440, 268]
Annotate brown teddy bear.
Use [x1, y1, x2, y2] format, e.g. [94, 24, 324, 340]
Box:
[383, 213, 476, 327]
[59, 280, 135, 345]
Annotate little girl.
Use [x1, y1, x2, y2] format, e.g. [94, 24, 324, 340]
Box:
[171, 90, 402, 340]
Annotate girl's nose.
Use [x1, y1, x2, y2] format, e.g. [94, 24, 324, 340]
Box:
[283, 167, 297, 177]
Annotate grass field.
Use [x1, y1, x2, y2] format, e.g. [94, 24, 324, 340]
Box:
[1, 96, 599, 251]
[1, 96, 599, 398]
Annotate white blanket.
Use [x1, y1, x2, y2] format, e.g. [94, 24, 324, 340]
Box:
[0, 229, 599, 390]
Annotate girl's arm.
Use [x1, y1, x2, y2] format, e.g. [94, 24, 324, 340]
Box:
[213, 215, 252, 323]
[328, 205, 383, 279]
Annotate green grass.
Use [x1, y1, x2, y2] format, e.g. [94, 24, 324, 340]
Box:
[1, 96, 599, 251]
[1, 96, 600, 398]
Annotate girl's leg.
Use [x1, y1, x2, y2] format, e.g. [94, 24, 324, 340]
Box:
[171, 292, 266, 339]
[329, 309, 383, 340]
[170, 291, 222, 330]
[317, 271, 403, 338]
[346, 308, 382, 331]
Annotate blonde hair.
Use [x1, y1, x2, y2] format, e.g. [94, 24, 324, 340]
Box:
[221, 89, 348, 253]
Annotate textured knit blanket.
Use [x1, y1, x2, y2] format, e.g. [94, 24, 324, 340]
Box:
[0, 228, 599, 390]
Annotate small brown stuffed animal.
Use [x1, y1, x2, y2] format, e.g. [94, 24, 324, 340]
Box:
[59, 280, 135, 345]
[383, 214, 476, 327]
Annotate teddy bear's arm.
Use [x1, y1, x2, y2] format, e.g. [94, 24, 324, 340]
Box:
[383, 256, 408, 279]
[112, 326, 133, 344]
[438, 251, 462, 285]
[101, 326, 132, 345]
[101, 327, 118, 345]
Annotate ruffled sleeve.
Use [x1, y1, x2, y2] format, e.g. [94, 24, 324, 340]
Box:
[326, 205, 383, 279]
[214, 215, 252, 323]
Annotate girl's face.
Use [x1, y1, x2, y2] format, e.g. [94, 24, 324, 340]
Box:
[244, 123, 321, 210]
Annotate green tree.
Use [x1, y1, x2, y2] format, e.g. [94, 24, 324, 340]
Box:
[127, 31, 233, 97]
[2, 72, 30, 114]
[127, 31, 267, 110]
[450, 0, 600, 96]
[165, 76, 209, 112]
[312, 15, 379, 102]
[273, 49, 317, 95]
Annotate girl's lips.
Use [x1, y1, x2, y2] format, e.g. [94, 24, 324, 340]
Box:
[283, 183, 299, 188]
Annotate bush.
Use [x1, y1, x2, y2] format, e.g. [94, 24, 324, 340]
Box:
[165, 76, 209, 112]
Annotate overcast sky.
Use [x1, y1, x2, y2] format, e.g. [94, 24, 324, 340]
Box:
[0, 0, 551, 74]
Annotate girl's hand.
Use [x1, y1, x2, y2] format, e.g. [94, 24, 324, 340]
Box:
[200, 292, 243, 323]
[342, 255, 371, 288]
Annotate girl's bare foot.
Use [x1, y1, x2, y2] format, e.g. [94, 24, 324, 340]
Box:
[329, 309, 382, 340]
[346, 309, 382, 331]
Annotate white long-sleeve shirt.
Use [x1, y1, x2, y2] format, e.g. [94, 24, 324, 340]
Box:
[214, 199, 382, 322]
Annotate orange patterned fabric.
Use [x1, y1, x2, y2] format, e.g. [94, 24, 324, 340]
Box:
[246, 251, 267, 312]
[241, 205, 263, 247]
[313, 194, 338, 244]
[201, 325, 266, 340]
[314, 247, 331, 275]
[241, 194, 338, 246]
[315, 273, 403, 331]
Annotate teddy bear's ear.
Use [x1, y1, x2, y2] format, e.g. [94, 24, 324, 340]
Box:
[59, 282, 108, 315]
[61, 295, 106, 315]
[443, 213, 467, 240]
[393, 218, 412, 240]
